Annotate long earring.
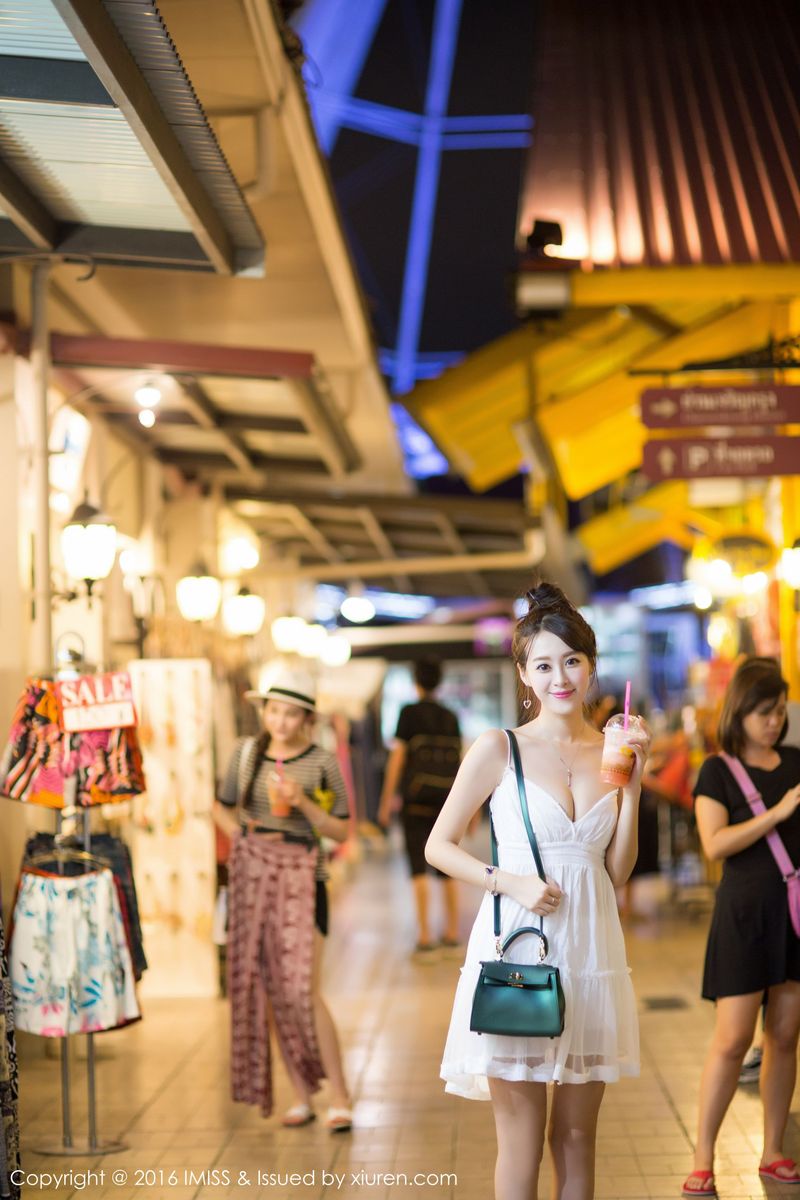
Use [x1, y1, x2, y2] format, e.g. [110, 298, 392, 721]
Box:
[522, 696, 532, 710]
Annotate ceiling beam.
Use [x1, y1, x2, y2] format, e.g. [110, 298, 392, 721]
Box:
[44, 331, 315, 379]
[356, 506, 412, 592]
[286, 545, 543, 582]
[98, 406, 305, 434]
[177, 378, 257, 476]
[431, 512, 489, 596]
[227, 486, 530, 524]
[285, 506, 343, 563]
[156, 449, 329, 475]
[293, 373, 361, 474]
[0, 159, 57, 249]
[51, 0, 237, 274]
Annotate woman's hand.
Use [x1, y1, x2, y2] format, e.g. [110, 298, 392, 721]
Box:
[282, 778, 306, 809]
[506, 873, 564, 917]
[774, 783, 800, 824]
[624, 718, 652, 791]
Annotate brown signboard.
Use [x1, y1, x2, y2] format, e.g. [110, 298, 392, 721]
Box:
[643, 436, 800, 481]
[641, 385, 800, 428]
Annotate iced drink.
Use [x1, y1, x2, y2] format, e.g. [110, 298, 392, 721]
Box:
[268, 759, 291, 817]
[600, 715, 638, 787]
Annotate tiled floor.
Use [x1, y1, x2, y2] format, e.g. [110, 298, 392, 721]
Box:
[15, 830, 800, 1200]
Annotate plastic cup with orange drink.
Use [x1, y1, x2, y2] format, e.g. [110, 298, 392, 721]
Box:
[267, 759, 291, 817]
[599, 682, 640, 788]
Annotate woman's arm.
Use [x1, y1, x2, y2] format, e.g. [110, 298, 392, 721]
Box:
[294, 792, 350, 843]
[377, 741, 407, 827]
[696, 784, 800, 861]
[212, 799, 240, 839]
[424, 730, 563, 916]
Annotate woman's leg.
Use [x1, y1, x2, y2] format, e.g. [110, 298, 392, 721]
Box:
[311, 929, 350, 1108]
[547, 1081, 605, 1200]
[688, 991, 762, 1186]
[760, 980, 800, 1171]
[487, 1077, 547, 1200]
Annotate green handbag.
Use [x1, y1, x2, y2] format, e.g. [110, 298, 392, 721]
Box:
[469, 729, 566, 1039]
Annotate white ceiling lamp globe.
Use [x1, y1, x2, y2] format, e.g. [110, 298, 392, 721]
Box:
[135, 381, 161, 408]
[61, 494, 117, 592]
[321, 633, 352, 667]
[176, 562, 222, 622]
[138, 408, 156, 428]
[271, 615, 307, 653]
[297, 623, 328, 659]
[220, 534, 260, 575]
[341, 594, 376, 623]
[223, 587, 266, 636]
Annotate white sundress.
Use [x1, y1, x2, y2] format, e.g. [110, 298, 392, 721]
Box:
[441, 746, 640, 1100]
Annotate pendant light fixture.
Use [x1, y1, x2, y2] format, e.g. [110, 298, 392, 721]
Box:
[176, 560, 222, 623]
[61, 493, 117, 596]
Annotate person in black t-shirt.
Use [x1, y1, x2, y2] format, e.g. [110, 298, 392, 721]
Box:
[378, 660, 461, 959]
[682, 658, 800, 1197]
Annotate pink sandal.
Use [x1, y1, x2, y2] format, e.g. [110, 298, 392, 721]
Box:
[759, 1159, 800, 1184]
[681, 1170, 717, 1197]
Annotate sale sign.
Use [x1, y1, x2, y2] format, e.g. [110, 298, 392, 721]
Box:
[56, 671, 137, 732]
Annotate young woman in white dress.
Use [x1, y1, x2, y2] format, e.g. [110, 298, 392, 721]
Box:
[426, 583, 650, 1200]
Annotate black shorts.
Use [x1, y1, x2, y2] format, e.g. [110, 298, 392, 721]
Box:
[401, 810, 446, 878]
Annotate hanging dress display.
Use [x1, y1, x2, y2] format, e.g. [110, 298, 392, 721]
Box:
[0, 678, 145, 809]
[9, 866, 140, 1037]
[0, 904, 20, 1200]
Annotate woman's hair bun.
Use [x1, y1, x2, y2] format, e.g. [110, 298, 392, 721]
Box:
[524, 581, 570, 615]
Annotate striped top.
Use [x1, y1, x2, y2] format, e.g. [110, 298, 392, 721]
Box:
[219, 738, 349, 880]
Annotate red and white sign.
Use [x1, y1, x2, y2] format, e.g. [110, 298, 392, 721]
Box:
[641, 385, 800, 429]
[56, 671, 137, 733]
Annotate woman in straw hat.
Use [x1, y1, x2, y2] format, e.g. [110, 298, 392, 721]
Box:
[214, 663, 353, 1132]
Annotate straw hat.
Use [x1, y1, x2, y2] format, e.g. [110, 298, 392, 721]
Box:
[245, 662, 317, 711]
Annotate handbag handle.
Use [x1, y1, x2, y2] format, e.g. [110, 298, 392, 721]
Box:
[489, 730, 548, 958]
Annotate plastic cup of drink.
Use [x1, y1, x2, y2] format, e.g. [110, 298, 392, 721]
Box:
[268, 766, 291, 817]
[600, 714, 639, 787]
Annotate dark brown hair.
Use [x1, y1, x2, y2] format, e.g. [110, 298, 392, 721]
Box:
[717, 656, 788, 756]
[513, 581, 597, 717]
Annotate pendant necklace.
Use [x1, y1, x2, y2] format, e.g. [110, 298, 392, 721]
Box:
[555, 742, 583, 788]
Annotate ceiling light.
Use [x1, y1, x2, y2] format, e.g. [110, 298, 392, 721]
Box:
[271, 615, 307, 653]
[220, 534, 260, 575]
[61, 494, 117, 589]
[693, 586, 713, 611]
[222, 587, 266, 636]
[297, 623, 328, 658]
[135, 381, 161, 408]
[138, 409, 156, 428]
[340, 595, 376, 623]
[176, 561, 222, 622]
[320, 634, 351, 667]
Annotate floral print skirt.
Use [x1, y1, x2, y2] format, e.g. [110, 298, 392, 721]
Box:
[9, 868, 140, 1037]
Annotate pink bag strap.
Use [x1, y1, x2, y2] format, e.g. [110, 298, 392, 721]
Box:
[718, 752, 799, 881]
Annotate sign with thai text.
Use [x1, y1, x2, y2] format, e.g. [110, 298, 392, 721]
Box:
[56, 671, 137, 732]
[641, 385, 800, 428]
[643, 436, 800, 481]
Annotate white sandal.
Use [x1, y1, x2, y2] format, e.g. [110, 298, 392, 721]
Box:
[326, 1106, 353, 1133]
[281, 1103, 315, 1127]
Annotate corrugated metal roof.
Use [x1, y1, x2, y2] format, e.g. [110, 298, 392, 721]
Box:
[0, 1, 83, 60]
[0, 0, 264, 272]
[0, 99, 191, 230]
[519, 0, 800, 267]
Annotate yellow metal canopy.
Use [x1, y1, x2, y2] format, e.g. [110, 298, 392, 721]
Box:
[406, 290, 784, 499]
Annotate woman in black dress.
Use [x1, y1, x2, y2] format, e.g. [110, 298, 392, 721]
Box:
[683, 658, 800, 1197]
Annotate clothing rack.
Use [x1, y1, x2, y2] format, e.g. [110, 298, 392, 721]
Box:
[34, 809, 126, 1157]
